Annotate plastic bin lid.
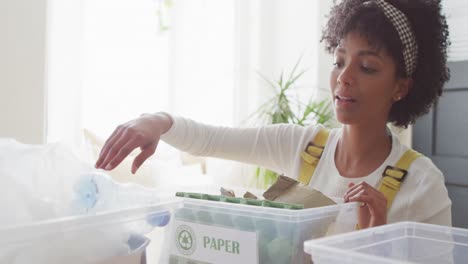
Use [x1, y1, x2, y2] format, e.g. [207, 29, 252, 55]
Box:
[304, 221, 468, 264]
[0, 198, 182, 245]
[159, 184, 359, 222]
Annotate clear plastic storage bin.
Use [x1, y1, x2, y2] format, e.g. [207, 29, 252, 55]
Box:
[304, 221, 468, 264]
[0, 199, 181, 264]
[165, 185, 358, 264]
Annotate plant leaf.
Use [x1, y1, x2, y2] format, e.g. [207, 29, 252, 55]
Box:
[256, 71, 279, 94]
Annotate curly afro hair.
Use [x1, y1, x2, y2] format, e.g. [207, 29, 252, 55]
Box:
[322, 0, 450, 128]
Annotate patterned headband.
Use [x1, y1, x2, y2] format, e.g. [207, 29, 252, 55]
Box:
[364, 0, 418, 76]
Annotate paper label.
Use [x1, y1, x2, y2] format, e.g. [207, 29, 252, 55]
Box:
[170, 220, 258, 264]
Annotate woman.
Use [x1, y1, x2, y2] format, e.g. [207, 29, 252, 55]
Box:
[95, 0, 451, 229]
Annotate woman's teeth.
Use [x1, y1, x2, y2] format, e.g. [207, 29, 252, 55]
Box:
[336, 95, 355, 102]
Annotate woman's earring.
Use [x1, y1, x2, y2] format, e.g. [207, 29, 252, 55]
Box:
[394, 96, 402, 102]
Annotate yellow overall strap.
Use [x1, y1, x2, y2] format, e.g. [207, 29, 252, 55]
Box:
[298, 128, 330, 185]
[378, 149, 423, 209]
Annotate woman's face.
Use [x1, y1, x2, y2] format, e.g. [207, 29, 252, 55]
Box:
[330, 31, 407, 127]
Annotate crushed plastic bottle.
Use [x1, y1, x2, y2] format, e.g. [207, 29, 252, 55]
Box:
[72, 171, 170, 227]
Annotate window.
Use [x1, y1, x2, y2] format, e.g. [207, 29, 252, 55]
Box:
[47, 0, 321, 187]
[444, 0, 468, 61]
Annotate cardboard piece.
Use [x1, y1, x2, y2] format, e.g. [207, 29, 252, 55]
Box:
[220, 187, 236, 197]
[243, 191, 258, 199]
[263, 175, 336, 208]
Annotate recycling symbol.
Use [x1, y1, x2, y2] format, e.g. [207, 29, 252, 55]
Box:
[176, 225, 196, 255]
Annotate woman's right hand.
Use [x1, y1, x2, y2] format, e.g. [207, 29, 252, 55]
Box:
[344, 181, 387, 229]
[94, 113, 173, 174]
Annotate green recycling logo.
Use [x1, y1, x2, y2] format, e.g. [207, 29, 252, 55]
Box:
[176, 225, 196, 255]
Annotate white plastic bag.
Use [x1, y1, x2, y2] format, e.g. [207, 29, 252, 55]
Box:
[0, 138, 169, 264]
[0, 138, 93, 225]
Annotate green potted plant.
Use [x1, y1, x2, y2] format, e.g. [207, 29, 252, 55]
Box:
[249, 58, 334, 188]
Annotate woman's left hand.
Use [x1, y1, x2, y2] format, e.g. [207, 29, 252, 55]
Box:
[344, 181, 387, 229]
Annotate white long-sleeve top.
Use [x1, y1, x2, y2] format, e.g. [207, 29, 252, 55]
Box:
[161, 115, 452, 226]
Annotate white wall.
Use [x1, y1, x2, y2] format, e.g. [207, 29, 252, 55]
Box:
[0, 0, 47, 144]
[46, 0, 83, 145]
